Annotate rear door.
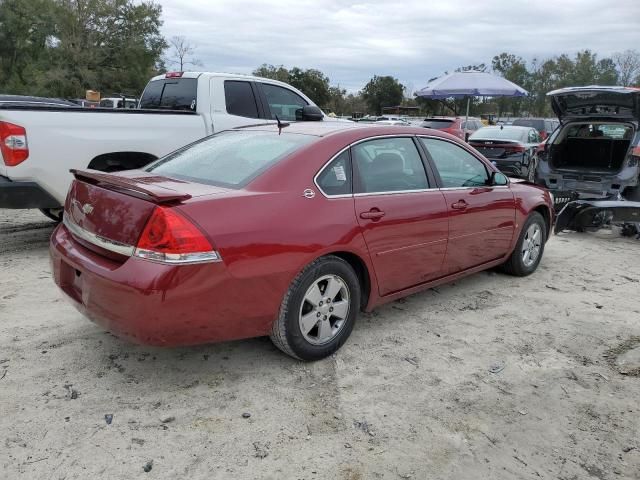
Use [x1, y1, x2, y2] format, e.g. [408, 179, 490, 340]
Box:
[211, 78, 266, 130]
[419, 137, 516, 273]
[352, 136, 449, 295]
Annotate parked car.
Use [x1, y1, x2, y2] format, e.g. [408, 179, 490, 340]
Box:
[420, 116, 482, 141]
[512, 117, 559, 140]
[0, 71, 329, 222]
[0, 95, 79, 108]
[376, 116, 410, 126]
[537, 86, 640, 231]
[50, 123, 554, 361]
[468, 125, 541, 181]
[99, 97, 139, 109]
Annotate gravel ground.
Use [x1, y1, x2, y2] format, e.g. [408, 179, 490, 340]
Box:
[1, 208, 639, 480]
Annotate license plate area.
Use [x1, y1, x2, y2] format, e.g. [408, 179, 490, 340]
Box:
[60, 261, 83, 304]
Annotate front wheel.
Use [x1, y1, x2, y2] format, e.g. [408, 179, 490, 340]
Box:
[501, 212, 546, 276]
[270, 256, 361, 361]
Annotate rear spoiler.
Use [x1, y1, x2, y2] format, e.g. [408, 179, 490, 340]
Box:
[70, 169, 192, 203]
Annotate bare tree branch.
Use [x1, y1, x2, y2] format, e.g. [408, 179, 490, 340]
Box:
[613, 50, 640, 86]
[167, 35, 202, 71]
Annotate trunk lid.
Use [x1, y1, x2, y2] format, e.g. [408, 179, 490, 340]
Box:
[469, 140, 522, 158]
[64, 169, 230, 254]
[547, 86, 640, 123]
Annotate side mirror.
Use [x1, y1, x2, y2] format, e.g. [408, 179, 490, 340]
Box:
[489, 171, 509, 186]
[296, 105, 324, 122]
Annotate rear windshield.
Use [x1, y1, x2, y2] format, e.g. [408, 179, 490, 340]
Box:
[139, 78, 197, 111]
[512, 119, 545, 130]
[422, 119, 454, 129]
[146, 131, 315, 188]
[470, 128, 527, 142]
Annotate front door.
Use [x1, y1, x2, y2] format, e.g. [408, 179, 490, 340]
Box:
[419, 137, 516, 273]
[352, 137, 449, 295]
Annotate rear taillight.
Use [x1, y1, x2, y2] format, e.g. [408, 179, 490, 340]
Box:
[134, 207, 221, 264]
[540, 131, 548, 140]
[628, 146, 640, 167]
[506, 145, 526, 153]
[0, 121, 29, 166]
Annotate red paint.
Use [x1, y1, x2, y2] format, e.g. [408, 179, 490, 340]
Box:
[50, 125, 554, 347]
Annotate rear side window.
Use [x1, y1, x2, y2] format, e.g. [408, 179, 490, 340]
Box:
[352, 137, 428, 193]
[139, 78, 197, 111]
[261, 83, 308, 121]
[147, 131, 314, 188]
[316, 150, 351, 196]
[225, 81, 259, 118]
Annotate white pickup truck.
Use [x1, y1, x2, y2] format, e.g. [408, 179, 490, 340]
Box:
[0, 71, 327, 220]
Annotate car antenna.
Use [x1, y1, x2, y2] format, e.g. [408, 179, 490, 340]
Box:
[275, 115, 290, 135]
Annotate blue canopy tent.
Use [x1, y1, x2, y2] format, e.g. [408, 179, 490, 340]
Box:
[415, 70, 528, 131]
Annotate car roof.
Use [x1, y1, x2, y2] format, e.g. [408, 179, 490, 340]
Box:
[238, 122, 443, 139]
[476, 125, 533, 132]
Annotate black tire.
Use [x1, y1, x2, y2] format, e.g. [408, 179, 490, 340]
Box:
[270, 255, 361, 361]
[624, 185, 640, 202]
[501, 212, 546, 277]
[39, 208, 63, 223]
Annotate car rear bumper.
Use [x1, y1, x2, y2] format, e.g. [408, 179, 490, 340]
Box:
[0, 175, 61, 209]
[50, 223, 275, 346]
[490, 159, 526, 178]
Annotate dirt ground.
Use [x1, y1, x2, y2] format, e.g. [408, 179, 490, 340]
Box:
[1, 208, 639, 480]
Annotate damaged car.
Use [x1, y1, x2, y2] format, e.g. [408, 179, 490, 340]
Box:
[535, 86, 640, 232]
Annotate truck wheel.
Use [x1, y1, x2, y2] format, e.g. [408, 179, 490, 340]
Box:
[500, 212, 546, 277]
[270, 255, 360, 361]
[39, 208, 63, 223]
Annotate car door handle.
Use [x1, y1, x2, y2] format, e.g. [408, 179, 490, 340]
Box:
[359, 209, 385, 220]
[451, 200, 468, 210]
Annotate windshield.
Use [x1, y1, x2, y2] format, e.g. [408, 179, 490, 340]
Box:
[512, 119, 544, 130]
[470, 127, 527, 142]
[422, 119, 454, 129]
[146, 131, 315, 188]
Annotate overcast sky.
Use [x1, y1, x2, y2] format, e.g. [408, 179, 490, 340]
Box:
[158, 0, 640, 93]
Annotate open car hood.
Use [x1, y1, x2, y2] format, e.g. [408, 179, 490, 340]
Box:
[547, 86, 640, 122]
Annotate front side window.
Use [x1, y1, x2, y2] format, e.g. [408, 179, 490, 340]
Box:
[261, 83, 308, 121]
[420, 138, 489, 188]
[225, 80, 259, 118]
[352, 137, 428, 194]
[147, 131, 314, 188]
[316, 150, 351, 196]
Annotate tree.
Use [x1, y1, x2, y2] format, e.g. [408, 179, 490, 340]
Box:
[613, 50, 640, 86]
[0, 0, 167, 97]
[252, 64, 290, 83]
[167, 35, 202, 71]
[287, 68, 330, 108]
[492, 53, 530, 116]
[361, 75, 404, 115]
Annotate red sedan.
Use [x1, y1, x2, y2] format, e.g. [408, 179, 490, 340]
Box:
[50, 123, 554, 361]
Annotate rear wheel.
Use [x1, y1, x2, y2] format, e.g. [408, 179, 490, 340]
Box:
[39, 208, 63, 223]
[501, 212, 546, 276]
[270, 256, 360, 361]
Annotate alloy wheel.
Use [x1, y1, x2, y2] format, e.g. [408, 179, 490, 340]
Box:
[298, 274, 350, 345]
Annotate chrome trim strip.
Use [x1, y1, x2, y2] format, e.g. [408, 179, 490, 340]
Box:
[353, 188, 436, 197]
[64, 216, 135, 256]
